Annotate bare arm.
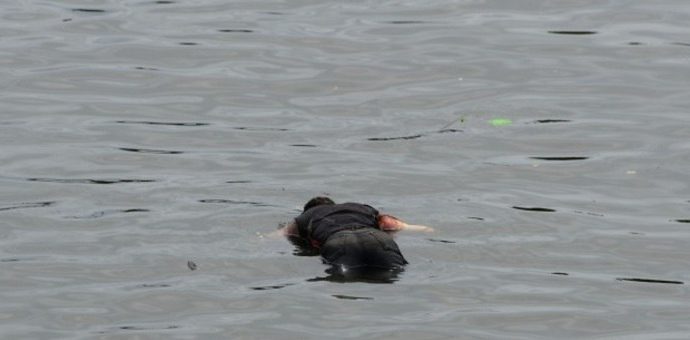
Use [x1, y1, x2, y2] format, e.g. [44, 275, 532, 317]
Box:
[282, 221, 299, 237]
[265, 221, 299, 238]
[378, 214, 434, 233]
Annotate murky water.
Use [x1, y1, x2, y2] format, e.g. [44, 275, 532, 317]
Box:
[2, 0, 689, 338]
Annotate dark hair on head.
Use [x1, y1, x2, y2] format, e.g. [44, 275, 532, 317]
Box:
[303, 196, 335, 212]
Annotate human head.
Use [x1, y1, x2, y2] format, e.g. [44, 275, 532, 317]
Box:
[303, 196, 335, 212]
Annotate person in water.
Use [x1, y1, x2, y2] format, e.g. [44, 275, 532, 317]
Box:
[280, 197, 433, 272]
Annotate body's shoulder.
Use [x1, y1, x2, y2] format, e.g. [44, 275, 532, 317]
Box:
[339, 202, 379, 213]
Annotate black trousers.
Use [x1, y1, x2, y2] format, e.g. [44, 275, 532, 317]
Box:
[320, 228, 408, 270]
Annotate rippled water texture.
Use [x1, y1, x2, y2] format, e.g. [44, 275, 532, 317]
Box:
[1, 0, 689, 338]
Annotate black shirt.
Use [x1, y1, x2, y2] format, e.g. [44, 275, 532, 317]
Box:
[294, 203, 380, 246]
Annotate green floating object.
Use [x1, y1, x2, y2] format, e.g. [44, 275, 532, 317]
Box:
[489, 118, 512, 127]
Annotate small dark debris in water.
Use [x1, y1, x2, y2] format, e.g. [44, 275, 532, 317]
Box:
[134, 66, 159, 71]
[513, 206, 556, 212]
[118, 147, 183, 155]
[551, 272, 569, 276]
[187, 260, 197, 271]
[671, 42, 690, 47]
[427, 238, 456, 244]
[385, 20, 426, 24]
[533, 119, 571, 124]
[548, 30, 597, 35]
[27, 178, 155, 185]
[179, 42, 198, 46]
[332, 294, 374, 300]
[628, 41, 644, 46]
[674, 219, 690, 223]
[72, 8, 106, 13]
[116, 120, 209, 127]
[0, 201, 55, 212]
[62, 18, 72, 22]
[226, 180, 252, 184]
[629, 232, 643, 235]
[467, 216, 484, 221]
[530, 156, 589, 161]
[154, 0, 175, 4]
[616, 278, 684, 285]
[219, 29, 254, 33]
[368, 134, 423, 141]
[290, 144, 317, 147]
[262, 11, 284, 15]
[250, 283, 294, 291]
[1, 258, 21, 262]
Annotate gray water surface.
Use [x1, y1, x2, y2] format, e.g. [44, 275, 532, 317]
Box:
[2, 0, 690, 339]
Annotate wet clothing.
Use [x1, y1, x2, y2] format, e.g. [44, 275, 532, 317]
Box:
[294, 203, 408, 269]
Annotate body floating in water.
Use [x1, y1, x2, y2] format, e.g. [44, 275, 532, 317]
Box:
[279, 197, 433, 275]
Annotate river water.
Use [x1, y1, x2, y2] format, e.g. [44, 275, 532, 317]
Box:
[1, 0, 689, 339]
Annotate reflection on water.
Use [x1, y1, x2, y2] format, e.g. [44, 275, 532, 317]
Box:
[307, 266, 402, 284]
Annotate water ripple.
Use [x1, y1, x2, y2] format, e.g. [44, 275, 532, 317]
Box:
[26, 178, 156, 185]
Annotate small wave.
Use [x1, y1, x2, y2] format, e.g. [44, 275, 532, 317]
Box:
[218, 29, 254, 33]
[72, 8, 106, 13]
[548, 30, 597, 35]
[115, 120, 209, 127]
[530, 156, 589, 161]
[198, 199, 273, 207]
[532, 119, 572, 124]
[118, 147, 183, 155]
[616, 278, 684, 285]
[512, 206, 556, 212]
[385, 21, 427, 24]
[250, 283, 295, 291]
[26, 178, 156, 185]
[0, 201, 55, 212]
[427, 238, 456, 244]
[66, 208, 149, 219]
[332, 294, 374, 300]
[368, 128, 462, 141]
